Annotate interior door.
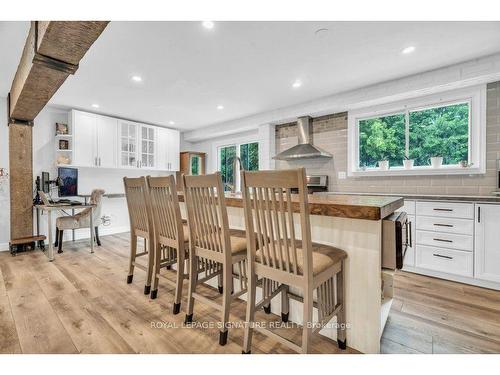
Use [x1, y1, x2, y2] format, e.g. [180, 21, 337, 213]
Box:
[119, 121, 138, 168]
[72, 110, 96, 167]
[475, 204, 500, 283]
[96, 115, 118, 168]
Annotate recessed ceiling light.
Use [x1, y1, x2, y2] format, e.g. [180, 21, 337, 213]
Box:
[169, 121, 175, 125]
[131, 75, 142, 82]
[292, 80, 302, 88]
[402, 46, 416, 55]
[217, 105, 224, 110]
[202, 21, 214, 29]
[91, 104, 99, 108]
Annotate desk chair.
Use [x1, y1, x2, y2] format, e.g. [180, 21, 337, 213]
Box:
[54, 189, 105, 253]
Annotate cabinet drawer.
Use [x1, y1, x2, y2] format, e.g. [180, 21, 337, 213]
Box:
[416, 245, 473, 277]
[416, 215, 473, 236]
[416, 230, 473, 252]
[416, 201, 474, 219]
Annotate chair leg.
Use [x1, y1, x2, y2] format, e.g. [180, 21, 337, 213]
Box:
[150, 242, 161, 300]
[336, 264, 347, 350]
[144, 237, 154, 295]
[281, 285, 290, 323]
[127, 233, 137, 284]
[217, 273, 223, 294]
[95, 227, 102, 246]
[301, 287, 314, 354]
[58, 230, 64, 254]
[185, 254, 197, 324]
[54, 228, 59, 247]
[173, 246, 185, 315]
[219, 263, 232, 346]
[242, 270, 257, 354]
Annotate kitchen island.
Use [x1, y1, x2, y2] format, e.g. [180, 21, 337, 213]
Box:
[178, 192, 403, 353]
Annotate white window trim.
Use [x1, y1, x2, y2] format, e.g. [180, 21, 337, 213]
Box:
[347, 85, 487, 177]
[215, 139, 260, 191]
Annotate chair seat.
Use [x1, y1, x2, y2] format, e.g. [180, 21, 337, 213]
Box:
[256, 241, 346, 276]
[56, 215, 81, 230]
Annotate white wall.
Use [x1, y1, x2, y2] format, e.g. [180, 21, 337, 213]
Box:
[0, 97, 10, 250]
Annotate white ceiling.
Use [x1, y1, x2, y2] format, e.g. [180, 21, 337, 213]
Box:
[2, 21, 500, 131]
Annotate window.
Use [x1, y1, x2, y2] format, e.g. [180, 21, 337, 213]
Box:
[218, 141, 259, 191]
[190, 155, 201, 175]
[349, 86, 485, 176]
[219, 145, 236, 191]
[240, 142, 259, 171]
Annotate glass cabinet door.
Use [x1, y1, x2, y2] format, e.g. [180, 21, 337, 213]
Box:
[140, 126, 156, 168]
[120, 122, 138, 167]
[190, 155, 201, 175]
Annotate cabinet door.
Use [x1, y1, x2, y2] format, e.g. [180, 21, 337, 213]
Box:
[475, 204, 500, 283]
[119, 121, 138, 168]
[156, 127, 168, 170]
[96, 115, 118, 168]
[140, 125, 156, 169]
[403, 214, 416, 267]
[72, 110, 97, 167]
[167, 129, 180, 171]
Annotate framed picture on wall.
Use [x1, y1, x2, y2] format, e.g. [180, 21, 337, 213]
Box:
[56, 122, 69, 135]
[58, 139, 69, 150]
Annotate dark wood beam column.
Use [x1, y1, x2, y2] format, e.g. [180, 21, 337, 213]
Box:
[8, 21, 108, 241]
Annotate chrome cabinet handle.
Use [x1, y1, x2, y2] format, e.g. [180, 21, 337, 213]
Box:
[433, 238, 453, 243]
[433, 253, 453, 260]
[433, 223, 454, 227]
[99, 157, 101, 166]
[433, 208, 453, 212]
[94, 157, 97, 166]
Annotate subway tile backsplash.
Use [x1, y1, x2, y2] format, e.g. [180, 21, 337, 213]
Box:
[275, 82, 500, 196]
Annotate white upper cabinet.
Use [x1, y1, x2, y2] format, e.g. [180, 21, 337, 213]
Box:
[72, 110, 118, 168]
[72, 110, 96, 167]
[119, 120, 139, 168]
[139, 125, 156, 169]
[71, 109, 179, 171]
[157, 127, 180, 171]
[96, 115, 118, 168]
[475, 204, 500, 283]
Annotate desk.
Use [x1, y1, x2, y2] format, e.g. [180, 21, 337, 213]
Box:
[34, 204, 95, 262]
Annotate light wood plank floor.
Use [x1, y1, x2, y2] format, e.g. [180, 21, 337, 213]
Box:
[1, 232, 500, 354]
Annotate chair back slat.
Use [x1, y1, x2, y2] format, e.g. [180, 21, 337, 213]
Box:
[241, 168, 312, 279]
[183, 173, 231, 258]
[146, 176, 184, 246]
[123, 177, 151, 235]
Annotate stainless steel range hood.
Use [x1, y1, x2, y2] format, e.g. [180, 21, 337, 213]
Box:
[273, 116, 333, 160]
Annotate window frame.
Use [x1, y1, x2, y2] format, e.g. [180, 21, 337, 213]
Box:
[216, 140, 260, 191]
[348, 85, 486, 177]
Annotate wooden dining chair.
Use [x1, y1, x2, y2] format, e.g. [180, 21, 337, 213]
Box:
[182, 172, 248, 346]
[240, 168, 348, 354]
[123, 177, 155, 295]
[146, 175, 188, 313]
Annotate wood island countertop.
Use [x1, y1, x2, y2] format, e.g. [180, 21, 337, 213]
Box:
[178, 192, 403, 221]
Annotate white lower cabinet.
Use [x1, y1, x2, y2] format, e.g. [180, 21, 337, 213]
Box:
[416, 245, 473, 277]
[402, 199, 500, 289]
[475, 204, 500, 283]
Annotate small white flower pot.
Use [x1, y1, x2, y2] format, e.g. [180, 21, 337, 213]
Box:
[430, 157, 443, 168]
[378, 160, 389, 171]
[403, 159, 414, 169]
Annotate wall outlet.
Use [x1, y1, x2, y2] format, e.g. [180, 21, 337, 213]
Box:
[338, 171, 347, 180]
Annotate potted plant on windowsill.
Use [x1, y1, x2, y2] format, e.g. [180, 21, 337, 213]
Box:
[378, 158, 389, 171]
[403, 156, 414, 169]
[430, 155, 443, 168]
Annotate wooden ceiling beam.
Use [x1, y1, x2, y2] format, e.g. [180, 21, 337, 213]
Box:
[9, 21, 108, 122]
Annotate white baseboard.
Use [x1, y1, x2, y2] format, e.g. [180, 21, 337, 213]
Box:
[0, 242, 9, 252]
